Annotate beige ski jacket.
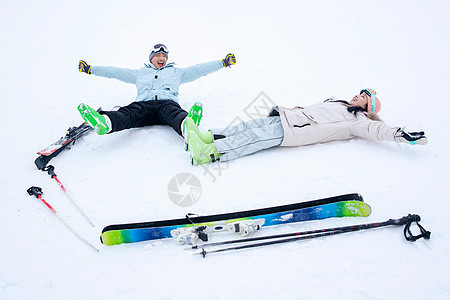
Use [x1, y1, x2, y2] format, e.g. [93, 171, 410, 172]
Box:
[276, 102, 398, 147]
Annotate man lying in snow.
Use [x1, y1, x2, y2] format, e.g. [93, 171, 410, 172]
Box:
[77, 43, 236, 137]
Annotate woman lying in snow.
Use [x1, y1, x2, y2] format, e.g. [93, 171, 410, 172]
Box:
[182, 89, 427, 165]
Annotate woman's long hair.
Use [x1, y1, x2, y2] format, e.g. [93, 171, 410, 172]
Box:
[326, 100, 381, 121]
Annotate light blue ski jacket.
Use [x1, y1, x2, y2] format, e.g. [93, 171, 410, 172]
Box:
[91, 60, 224, 102]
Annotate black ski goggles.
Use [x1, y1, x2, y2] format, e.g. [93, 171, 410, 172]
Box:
[360, 88, 376, 98]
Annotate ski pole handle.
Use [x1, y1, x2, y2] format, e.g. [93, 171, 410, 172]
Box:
[27, 186, 43, 197]
[27, 186, 57, 213]
[43, 165, 57, 178]
[387, 214, 421, 226]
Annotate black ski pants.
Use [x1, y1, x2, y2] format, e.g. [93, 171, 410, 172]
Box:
[102, 100, 188, 136]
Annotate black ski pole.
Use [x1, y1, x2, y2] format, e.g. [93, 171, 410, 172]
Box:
[195, 214, 430, 258]
[189, 226, 349, 250]
[191, 214, 427, 250]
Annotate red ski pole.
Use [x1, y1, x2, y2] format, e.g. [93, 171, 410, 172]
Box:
[27, 186, 99, 252]
[43, 165, 94, 227]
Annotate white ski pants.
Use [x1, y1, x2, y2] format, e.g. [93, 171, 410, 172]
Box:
[210, 116, 284, 162]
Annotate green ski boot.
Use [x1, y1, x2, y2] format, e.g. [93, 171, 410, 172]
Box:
[188, 130, 221, 165]
[183, 117, 213, 152]
[77, 103, 110, 135]
[182, 102, 204, 150]
[189, 102, 203, 126]
[182, 102, 203, 136]
[184, 117, 213, 142]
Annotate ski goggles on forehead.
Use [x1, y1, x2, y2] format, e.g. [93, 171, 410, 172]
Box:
[360, 88, 377, 112]
[360, 88, 377, 97]
[152, 44, 168, 53]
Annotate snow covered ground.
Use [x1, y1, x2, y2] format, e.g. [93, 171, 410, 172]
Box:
[2, 0, 450, 299]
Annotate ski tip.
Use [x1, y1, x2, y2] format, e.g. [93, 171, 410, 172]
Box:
[100, 232, 119, 245]
[344, 193, 364, 202]
[344, 200, 372, 217]
[100, 230, 127, 245]
[359, 201, 372, 216]
[34, 156, 51, 170]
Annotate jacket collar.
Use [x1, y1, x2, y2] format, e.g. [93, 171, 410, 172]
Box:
[144, 62, 175, 69]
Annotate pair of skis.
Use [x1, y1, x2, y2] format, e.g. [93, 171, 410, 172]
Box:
[34, 122, 92, 170]
[100, 193, 371, 246]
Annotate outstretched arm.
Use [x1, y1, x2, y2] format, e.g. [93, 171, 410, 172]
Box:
[78, 60, 137, 84]
[180, 53, 236, 84]
[351, 119, 427, 145]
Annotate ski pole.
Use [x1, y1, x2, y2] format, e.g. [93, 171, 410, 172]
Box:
[43, 165, 94, 227]
[195, 214, 430, 257]
[27, 186, 99, 252]
[189, 215, 422, 250]
[189, 226, 345, 250]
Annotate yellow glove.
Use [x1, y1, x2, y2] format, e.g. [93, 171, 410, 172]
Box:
[78, 60, 91, 74]
[222, 53, 236, 67]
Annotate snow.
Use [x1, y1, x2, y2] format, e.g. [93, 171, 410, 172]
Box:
[2, 0, 450, 299]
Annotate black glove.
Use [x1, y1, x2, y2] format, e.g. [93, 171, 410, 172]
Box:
[395, 129, 428, 145]
[78, 60, 91, 74]
[222, 53, 236, 67]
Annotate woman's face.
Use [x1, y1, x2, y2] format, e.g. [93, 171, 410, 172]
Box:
[349, 93, 369, 109]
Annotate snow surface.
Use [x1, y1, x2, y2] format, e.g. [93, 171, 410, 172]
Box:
[2, 0, 450, 299]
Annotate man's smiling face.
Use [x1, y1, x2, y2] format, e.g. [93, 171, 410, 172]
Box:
[151, 53, 167, 69]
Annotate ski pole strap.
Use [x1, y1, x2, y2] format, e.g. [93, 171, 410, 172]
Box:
[402, 214, 431, 242]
